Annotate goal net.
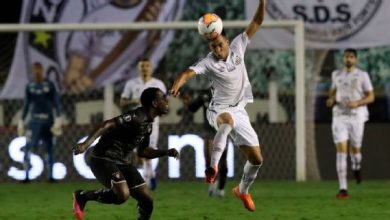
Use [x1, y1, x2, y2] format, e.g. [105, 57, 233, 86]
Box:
[0, 0, 319, 182]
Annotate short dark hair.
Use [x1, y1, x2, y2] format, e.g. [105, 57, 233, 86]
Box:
[33, 62, 43, 68]
[138, 57, 150, 63]
[140, 87, 160, 107]
[344, 48, 357, 57]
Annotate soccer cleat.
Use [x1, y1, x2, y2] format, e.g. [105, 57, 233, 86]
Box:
[336, 189, 349, 199]
[232, 186, 255, 212]
[217, 189, 225, 198]
[205, 166, 218, 183]
[354, 170, 362, 184]
[73, 190, 86, 220]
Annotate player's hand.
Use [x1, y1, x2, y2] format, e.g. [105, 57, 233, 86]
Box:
[51, 117, 63, 136]
[169, 87, 180, 97]
[72, 143, 88, 155]
[326, 98, 334, 108]
[167, 148, 180, 159]
[17, 120, 25, 136]
[346, 100, 360, 109]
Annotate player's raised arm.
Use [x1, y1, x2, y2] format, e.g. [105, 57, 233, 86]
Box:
[169, 69, 196, 97]
[245, 0, 266, 40]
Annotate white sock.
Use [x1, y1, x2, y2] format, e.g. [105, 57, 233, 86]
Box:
[210, 124, 232, 168]
[239, 161, 262, 194]
[350, 153, 362, 170]
[336, 153, 348, 190]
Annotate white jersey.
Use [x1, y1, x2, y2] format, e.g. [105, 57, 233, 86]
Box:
[121, 77, 167, 101]
[331, 68, 373, 121]
[121, 76, 166, 148]
[189, 32, 254, 106]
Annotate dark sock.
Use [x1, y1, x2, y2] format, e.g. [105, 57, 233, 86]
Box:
[82, 189, 121, 204]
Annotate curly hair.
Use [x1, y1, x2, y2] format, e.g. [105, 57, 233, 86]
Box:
[140, 87, 160, 107]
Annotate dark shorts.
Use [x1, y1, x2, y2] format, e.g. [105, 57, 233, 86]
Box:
[89, 156, 145, 189]
[204, 124, 216, 140]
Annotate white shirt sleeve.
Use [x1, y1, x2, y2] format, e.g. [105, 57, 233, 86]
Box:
[230, 32, 250, 56]
[159, 81, 167, 94]
[121, 80, 133, 98]
[362, 72, 373, 92]
[189, 57, 209, 75]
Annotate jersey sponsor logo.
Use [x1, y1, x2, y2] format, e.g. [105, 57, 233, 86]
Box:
[43, 85, 50, 93]
[232, 53, 242, 65]
[266, 0, 382, 41]
[123, 114, 132, 122]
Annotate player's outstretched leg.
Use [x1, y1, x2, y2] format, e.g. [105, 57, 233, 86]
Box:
[206, 123, 232, 183]
[130, 185, 154, 220]
[72, 186, 129, 220]
[336, 152, 349, 199]
[232, 145, 262, 212]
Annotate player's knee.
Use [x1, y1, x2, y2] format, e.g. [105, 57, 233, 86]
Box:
[115, 189, 130, 204]
[249, 153, 263, 166]
[251, 158, 263, 166]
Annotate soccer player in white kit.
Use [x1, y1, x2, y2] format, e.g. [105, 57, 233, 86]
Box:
[120, 58, 166, 191]
[326, 48, 375, 199]
[170, 0, 266, 212]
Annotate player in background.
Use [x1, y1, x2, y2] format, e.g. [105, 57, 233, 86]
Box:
[326, 48, 375, 199]
[72, 87, 179, 220]
[170, 0, 266, 211]
[120, 58, 166, 191]
[188, 89, 228, 197]
[17, 62, 62, 183]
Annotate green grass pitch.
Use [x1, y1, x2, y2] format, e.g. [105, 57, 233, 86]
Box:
[0, 180, 389, 220]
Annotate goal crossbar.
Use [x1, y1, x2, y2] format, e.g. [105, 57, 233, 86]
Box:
[0, 20, 306, 181]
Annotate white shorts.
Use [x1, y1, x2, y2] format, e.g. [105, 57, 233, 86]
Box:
[149, 117, 159, 149]
[331, 117, 365, 147]
[206, 102, 259, 147]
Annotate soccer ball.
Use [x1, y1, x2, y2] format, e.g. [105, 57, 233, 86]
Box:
[197, 13, 223, 40]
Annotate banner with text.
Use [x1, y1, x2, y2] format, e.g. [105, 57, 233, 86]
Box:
[245, 0, 390, 49]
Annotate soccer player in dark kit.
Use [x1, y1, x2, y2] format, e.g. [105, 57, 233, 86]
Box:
[72, 87, 179, 220]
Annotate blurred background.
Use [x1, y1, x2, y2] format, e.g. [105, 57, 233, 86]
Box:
[0, 0, 389, 183]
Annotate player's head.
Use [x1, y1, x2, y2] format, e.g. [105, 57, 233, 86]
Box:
[209, 32, 229, 61]
[343, 48, 358, 69]
[141, 87, 169, 115]
[137, 58, 153, 80]
[32, 62, 44, 82]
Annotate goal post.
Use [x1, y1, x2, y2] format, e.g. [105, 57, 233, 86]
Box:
[0, 20, 306, 181]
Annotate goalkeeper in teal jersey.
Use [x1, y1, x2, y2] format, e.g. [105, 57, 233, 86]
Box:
[17, 62, 62, 183]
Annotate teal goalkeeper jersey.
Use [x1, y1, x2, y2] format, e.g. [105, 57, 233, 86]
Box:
[21, 80, 61, 123]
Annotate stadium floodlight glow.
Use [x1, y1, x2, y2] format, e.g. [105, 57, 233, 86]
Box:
[168, 134, 234, 178]
[7, 134, 234, 180]
[7, 136, 66, 180]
